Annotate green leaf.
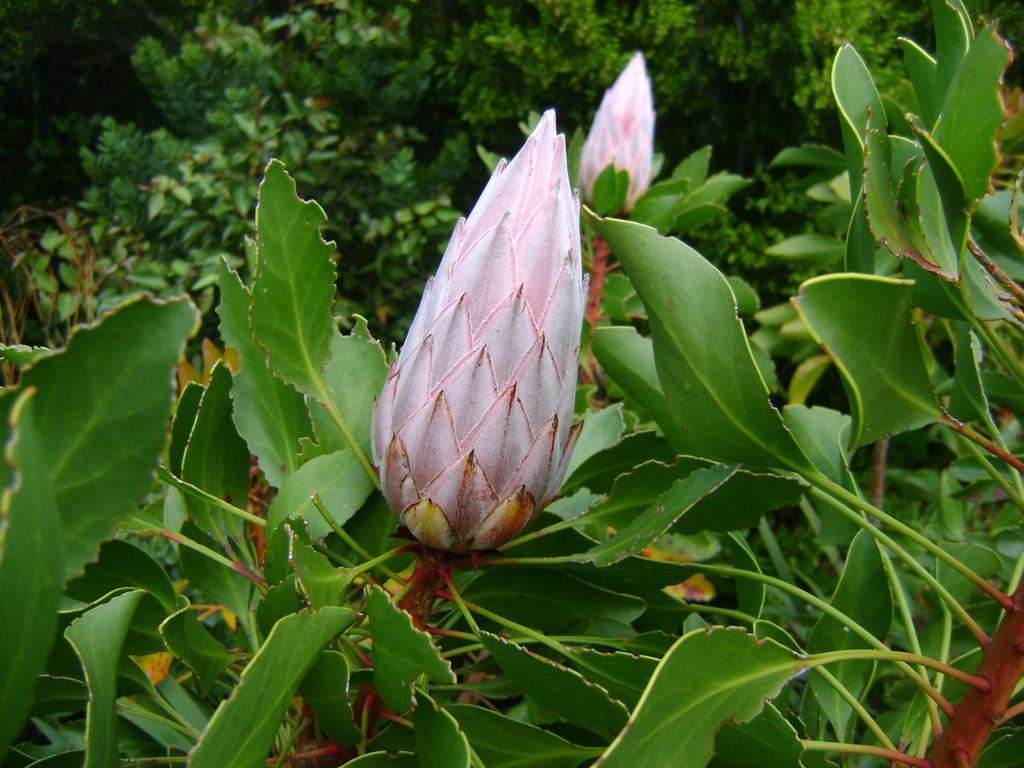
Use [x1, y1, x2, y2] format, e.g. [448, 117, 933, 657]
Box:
[189, 607, 354, 768]
[948, 323, 995, 427]
[480, 632, 628, 736]
[592, 165, 630, 217]
[463, 570, 645, 635]
[709, 701, 806, 768]
[766, 234, 844, 263]
[596, 629, 805, 768]
[413, 692, 470, 768]
[266, 448, 375, 540]
[782, 406, 855, 490]
[769, 145, 846, 171]
[20, 296, 198, 580]
[218, 259, 310, 487]
[0, 393, 63, 760]
[342, 753, 418, 767]
[931, 0, 973, 109]
[787, 354, 831, 406]
[576, 465, 736, 566]
[793, 274, 940, 447]
[590, 326, 690, 452]
[561, 431, 675, 496]
[934, 26, 1012, 203]
[289, 529, 347, 608]
[160, 596, 237, 696]
[250, 159, 335, 396]
[299, 650, 361, 744]
[588, 214, 810, 472]
[726, 533, 765, 620]
[562, 404, 625, 480]
[310, 316, 388, 461]
[450, 705, 601, 768]
[831, 44, 886, 196]
[65, 590, 144, 768]
[807, 531, 892, 740]
[672, 469, 805, 535]
[365, 585, 454, 713]
[564, 648, 658, 710]
[168, 382, 204, 478]
[178, 523, 255, 642]
[66, 539, 177, 615]
[898, 37, 939, 126]
[179, 362, 250, 540]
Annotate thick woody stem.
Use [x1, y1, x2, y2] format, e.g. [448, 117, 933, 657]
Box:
[928, 577, 1024, 767]
[396, 547, 450, 629]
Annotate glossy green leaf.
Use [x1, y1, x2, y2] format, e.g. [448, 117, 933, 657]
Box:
[65, 590, 143, 768]
[673, 469, 805, 535]
[66, 539, 177, 614]
[266, 448, 375, 540]
[160, 596, 236, 696]
[179, 362, 250, 539]
[250, 159, 335, 396]
[480, 632, 628, 736]
[591, 326, 690, 452]
[561, 431, 675, 496]
[310, 316, 388, 460]
[0, 394, 63, 760]
[727, 533, 765, 620]
[932, 0, 973, 107]
[766, 234, 845, 263]
[218, 259, 310, 487]
[710, 701, 805, 768]
[577, 464, 736, 566]
[807, 531, 892, 739]
[769, 144, 846, 171]
[299, 650, 361, 744]
[414, 692, 470, 768]
[597, 628, 805, 768]
[20, 296, 198, 580]
[782, 406, 855, 491]
[588, 214, 810, 472]
[593, 164, 630, 217]
[563, 404, 625, 480]
[289, 529, 347, 608]
[168, 382, 204, 478]
[831, 44, 886, 195]
[343, 753, 418, 767]
[787, 354, 831, 406]
[899, 37, 939, 126]
[934, 26, 1011, 203]
[948, 323, 995, 427]
[464, 570, 645, 635]
[793, 274, 940, 447]
[564, 648, 658, 710]
[450, 705, 601, 768]
[189, 607, 354, 768]
[365, 585, 455, 713]
[177, 523, 255, 642]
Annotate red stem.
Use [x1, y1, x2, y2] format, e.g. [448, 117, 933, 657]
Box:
[928, 577, 1024, 767]
[396, 548, 450, 629]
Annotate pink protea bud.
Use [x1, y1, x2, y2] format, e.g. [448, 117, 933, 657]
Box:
[579, 52, 655, 212]
[371, 110, 585, 552]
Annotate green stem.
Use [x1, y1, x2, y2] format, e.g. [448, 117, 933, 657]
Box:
[811, 475, 1013, 612]
[808, 650, 991, 691]
[954, 432, 1024, 513]
[440, 572, 480, 635]
[155, 525, 267, 590]
[812, 666, 896, 751]
[693, 563, 954, 716]
[311, 493, 400, 581]
[801, 740, 930, 768]
[809, 487, 991, 644]
[157, 466, 266, 526]
[942, 414, 1024, 476]
[349, 544, 414, 581]
[972, 317, 1024, 384]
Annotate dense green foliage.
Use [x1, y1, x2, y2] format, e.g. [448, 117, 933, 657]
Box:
[2, 2, 1024, 768]
[4, 0, 1021, 352]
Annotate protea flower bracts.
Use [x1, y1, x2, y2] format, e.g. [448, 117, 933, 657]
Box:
[371, 110, 585, 551]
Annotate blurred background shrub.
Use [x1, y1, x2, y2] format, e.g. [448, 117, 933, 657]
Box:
[2, 0, 1021, 347]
